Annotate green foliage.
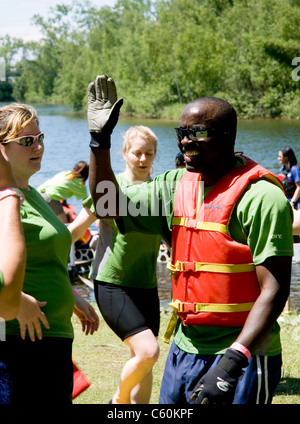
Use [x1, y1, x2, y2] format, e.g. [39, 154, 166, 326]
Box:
[0, 35, 25, 101]
[1, 0, 300, 118]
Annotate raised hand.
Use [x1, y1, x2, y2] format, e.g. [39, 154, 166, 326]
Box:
[88, 75, 123, 148]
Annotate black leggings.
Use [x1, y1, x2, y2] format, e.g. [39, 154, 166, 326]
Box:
[94, 280, 160, 341]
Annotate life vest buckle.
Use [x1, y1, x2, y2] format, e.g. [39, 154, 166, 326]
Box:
[185, 218, 197, 228]
[178, 302, 197, 313]
[181, 262, 195, 272]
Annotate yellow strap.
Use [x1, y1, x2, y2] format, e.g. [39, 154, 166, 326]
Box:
[172, 217, 229, 234]
[167, 260, 255, 273]
[170, 299, 254, 313]
[162, 310, 178, 344]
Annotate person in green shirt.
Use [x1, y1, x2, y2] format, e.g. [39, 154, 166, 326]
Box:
[38, 161, 89, 223]
[86, 75, 293, 404]
[0, 103, 99, 404]
[69, 125, 162, 404]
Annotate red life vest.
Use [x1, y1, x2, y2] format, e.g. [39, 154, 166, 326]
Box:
[168, 155, 283, 327]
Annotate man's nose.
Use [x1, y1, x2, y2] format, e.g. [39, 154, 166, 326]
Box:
[180, 136, 193, 146]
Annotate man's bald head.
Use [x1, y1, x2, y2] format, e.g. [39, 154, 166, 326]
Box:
[181, 97, 237, 145]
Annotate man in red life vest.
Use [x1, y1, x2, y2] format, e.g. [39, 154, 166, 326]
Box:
[87, 75, 293, 404]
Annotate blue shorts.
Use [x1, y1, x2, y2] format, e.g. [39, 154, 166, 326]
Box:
[159, 341, 282, 404]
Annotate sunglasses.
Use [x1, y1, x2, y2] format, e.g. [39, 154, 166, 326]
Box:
[175, 126, 216, 142]
[2, 133, 44, 147]
[175, 126, 229, 142]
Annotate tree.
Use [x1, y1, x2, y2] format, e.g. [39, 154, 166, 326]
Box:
[4, 0, 300, 118]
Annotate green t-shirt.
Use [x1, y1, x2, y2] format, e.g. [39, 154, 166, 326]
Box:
[83, 173, 161, 289]
[38, 170, 88, 201]
[6, 187, 74, 338]
[119, 166, 294, 355]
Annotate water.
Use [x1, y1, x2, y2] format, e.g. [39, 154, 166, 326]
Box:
[12, 105, 300, 310]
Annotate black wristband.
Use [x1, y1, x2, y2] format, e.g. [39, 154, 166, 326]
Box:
[89, 132, 111, 150]
[217, 348, 249, 379]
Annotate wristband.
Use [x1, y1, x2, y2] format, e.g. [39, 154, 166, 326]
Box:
[89, 132, 111, 150]
[0, 188, 25, 205]
[230, 342, 251, 359]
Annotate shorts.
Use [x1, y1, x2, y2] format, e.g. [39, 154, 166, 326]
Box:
[159, 341, 282, 404]
[94, 280, 160, 341]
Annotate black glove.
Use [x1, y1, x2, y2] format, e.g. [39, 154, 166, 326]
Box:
[87, 75, 123, 149]
[190, 348, 249, 404]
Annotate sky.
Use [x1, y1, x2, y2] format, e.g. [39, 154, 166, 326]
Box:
[0, 0, 117, 42]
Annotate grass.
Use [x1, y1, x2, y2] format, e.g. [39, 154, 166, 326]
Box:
[273, 312, 300, 404]
[71, 302, 300, 404]
[72, 303, 172, 404]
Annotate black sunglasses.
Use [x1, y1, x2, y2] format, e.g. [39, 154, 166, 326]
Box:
[175, 126, 216, 142]
[175, 126, 231, 143]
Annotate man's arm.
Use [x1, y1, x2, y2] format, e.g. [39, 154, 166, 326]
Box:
[87, 75, 123, 218]
[235, 255, 291, 352]
[89, 147, 120, 219]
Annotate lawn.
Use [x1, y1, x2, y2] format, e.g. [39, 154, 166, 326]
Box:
[71, 303, 300, 404]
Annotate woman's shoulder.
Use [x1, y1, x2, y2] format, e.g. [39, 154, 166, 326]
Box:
[291, 164, 300, 172]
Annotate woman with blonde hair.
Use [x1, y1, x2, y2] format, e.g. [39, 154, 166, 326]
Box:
[0, 103, 99, 404]
[69, 125, 162, 404]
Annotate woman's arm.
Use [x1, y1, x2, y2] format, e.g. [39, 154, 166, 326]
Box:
[293, 209, 300, 235]
[0, 147, 26, 320]
[67, 206, 97, 244]
[290, 181, 300, 207]
[0, 196, 26, 320]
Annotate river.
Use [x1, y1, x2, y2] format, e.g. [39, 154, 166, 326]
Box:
[7, 105, 300, 311]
